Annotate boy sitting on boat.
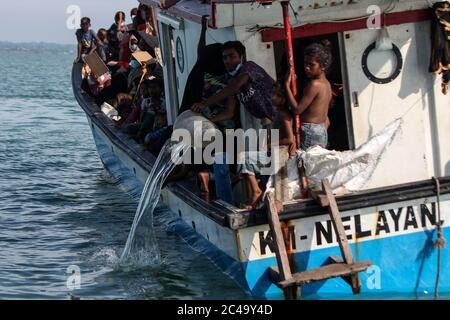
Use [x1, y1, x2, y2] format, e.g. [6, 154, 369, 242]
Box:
[122, 79, 166, 143]
[74, 17, 101, 64]
[285, 42, 333, 150]
[238, 81, 296, 209]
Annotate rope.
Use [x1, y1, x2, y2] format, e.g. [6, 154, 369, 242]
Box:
[432, 176, 446, 299]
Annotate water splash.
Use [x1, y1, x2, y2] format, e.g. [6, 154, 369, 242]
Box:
[119, 141, 189, 265]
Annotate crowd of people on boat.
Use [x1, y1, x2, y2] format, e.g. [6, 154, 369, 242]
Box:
[75, 7, 334, 209]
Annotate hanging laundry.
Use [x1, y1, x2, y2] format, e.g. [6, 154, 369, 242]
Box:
[429, 1, 450, 94]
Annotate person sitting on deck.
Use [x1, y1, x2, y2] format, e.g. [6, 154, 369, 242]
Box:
[114, 93, 134, 126]
[182, 17, 238, 198]
[107, 33, 140, 74]
[86, 67, 112, 97]
[74, 17, 100, 64]
[192, 40, 276, 127]
[193, 70, 239, 196]
[285, 42, 333, 151]
[237, 81, 296, 209]
[122, 79, 166, 143]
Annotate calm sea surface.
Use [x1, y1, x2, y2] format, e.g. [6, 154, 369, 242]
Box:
[0, 50, 249, 300]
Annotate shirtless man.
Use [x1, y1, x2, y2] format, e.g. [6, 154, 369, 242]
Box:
[285, 43, 333, 150]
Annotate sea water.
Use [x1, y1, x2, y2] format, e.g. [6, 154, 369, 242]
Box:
[0, 49, 249, 299]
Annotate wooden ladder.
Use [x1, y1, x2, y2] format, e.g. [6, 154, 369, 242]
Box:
[266, 179, 372, 300]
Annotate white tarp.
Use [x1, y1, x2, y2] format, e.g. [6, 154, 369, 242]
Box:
[301, 118, 402, 193]
[265, 118, 402, 201]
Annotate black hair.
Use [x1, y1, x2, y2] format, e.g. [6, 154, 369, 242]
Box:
[80, 17, 91, 25]
[199, 43, 226, 75]
[223, 41, 246, 58]
[272, 81, 288, 109]
[304, 42, 333, 71]
[114, 11, 126, 23]
[97, 28, 107, 35]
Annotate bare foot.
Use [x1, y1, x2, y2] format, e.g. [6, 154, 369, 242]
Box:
[275, 201, 284, 213]
[247, 189, 263, 209]
[198, 171, 210, 194]
[200, 192, 211, 202]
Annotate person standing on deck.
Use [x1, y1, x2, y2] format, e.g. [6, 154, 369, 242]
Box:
[192, 41, 276, 125]
[285, 43, 333, 150]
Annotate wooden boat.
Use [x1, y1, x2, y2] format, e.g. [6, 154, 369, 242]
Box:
[73, 0, 450, 299]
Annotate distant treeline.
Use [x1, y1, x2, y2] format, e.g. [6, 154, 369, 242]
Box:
[0, 41, 76, 52]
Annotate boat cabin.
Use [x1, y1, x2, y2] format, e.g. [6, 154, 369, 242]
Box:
[140, 0, 450, 193]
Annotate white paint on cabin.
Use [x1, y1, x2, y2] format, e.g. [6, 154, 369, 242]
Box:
[214, 0, 429, 28]
[343, 21, 449, 189]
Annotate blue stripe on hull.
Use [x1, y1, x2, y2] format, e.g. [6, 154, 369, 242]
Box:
[243, 226, 450, 299]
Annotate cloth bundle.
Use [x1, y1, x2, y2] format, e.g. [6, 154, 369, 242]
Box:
[429, 1, 450, 94]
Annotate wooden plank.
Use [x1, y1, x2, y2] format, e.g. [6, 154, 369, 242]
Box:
[279, 261, 372, 288]
[266, 192, 292, 281]
[265, 192, 296, 299]
[309, 188, 330, 207]
[322, 180, 353, 264]
[322, 179, 361, 293]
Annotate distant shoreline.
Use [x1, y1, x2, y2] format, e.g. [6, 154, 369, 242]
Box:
[0, 41, 75, 53]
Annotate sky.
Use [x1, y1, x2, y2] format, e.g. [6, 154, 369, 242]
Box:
[0, 0, 139, 44]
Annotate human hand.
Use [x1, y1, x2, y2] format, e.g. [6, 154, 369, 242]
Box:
[285, 69, 297, 86]
[74, 57, 80, 64]
[192, 102, 206, 113]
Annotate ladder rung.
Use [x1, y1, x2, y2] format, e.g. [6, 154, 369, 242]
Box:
[277, 260, 372, 289]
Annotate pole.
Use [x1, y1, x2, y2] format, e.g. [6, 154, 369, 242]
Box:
[281, 1, 301, 149]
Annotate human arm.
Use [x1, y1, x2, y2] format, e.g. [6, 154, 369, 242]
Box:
[192, 73, 249, 113]
[285, 72, 320, 115]
[268, 115, 294, 149]
[74, 33, 82, 63]
[207, 96, 236, 123]
[74, 42, 82, 63]
[197, 15, 208, 58]
[88, 44, 97, 55]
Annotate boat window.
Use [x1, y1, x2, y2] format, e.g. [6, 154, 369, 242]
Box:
[361, 42, 403, 84]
